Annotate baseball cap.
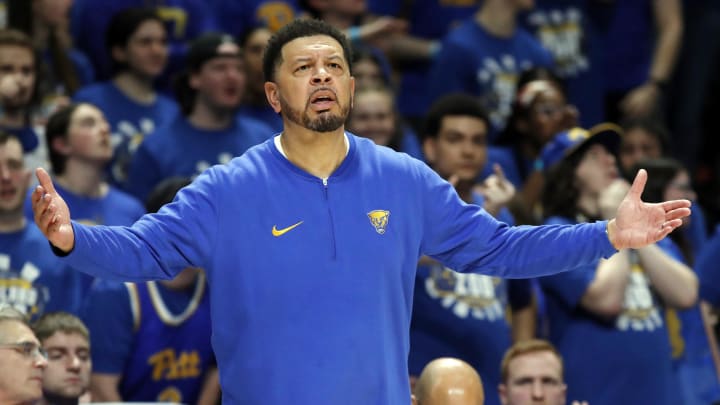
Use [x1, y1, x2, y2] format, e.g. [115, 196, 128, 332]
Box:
[539, 122, 622, 171]
[186, 33, 241, 70]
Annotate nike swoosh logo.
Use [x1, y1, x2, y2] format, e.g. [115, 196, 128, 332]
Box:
[272, 221, 304, 237]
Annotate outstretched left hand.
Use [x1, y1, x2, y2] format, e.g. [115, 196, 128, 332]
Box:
[607, 169, 691, 250]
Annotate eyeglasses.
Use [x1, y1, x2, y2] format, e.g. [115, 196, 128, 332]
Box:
[0, 341, 48, 360]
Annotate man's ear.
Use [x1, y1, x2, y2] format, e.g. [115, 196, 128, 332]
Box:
[264, 82, 282, 113]
[423, 137, 437, 164]
[498, 383, 508, 404]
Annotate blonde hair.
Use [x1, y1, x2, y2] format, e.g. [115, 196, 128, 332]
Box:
[500, 339, 564, 383]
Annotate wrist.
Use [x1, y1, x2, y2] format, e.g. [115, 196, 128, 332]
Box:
[606, 219, 620, 250]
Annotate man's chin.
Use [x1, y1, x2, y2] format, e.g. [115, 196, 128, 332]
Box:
[306, 115, 345, 133]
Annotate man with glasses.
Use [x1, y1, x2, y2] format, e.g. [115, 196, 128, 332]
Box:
[0, 305, 48, 404]
[32, 312, 91, 405]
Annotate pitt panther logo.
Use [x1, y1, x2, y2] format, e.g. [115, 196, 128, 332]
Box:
[367, 210, 390, 234]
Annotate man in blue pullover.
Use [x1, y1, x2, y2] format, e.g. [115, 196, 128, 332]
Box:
[30, 19, 691, 405]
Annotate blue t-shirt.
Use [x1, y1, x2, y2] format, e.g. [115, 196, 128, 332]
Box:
[409, 194, 527, 405]
[599, 0, 654, 92]
[60, 134, 618, 404]
[70, 0, 218, 83]
[0, 223, 90, 317]
[82, 276, 213, 403]
[127, 115, 270, 202]
[521, 0, 606, 126]
[210, 0, 302, 35]
[662, 237, 720, 405]
[73, 82, 179, 187]
[367, 0, 480, 118]
[539, 216, 680, 405]
[425, 19, 554, 137]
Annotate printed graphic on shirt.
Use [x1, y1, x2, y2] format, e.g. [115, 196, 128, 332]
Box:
[112, 118, 156, 183]
[368, 210, 390, 234]
[476, 57, 531, 130]
[194, 153, 235, 177]
[616, 264, 663, 331]
[256, 2, 296, 32]
[526, 7, 588, 77]
[425, 266, 504, 321]
[0, 254, 49, 318]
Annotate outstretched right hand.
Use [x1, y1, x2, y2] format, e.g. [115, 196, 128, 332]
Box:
[31, 168, 74, 252]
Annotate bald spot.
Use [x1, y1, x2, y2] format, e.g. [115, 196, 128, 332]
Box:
[415, 358, 485, 405]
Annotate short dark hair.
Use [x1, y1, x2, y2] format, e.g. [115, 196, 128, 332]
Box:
[32, 311, 89, 343]
[262, 19, 353, 83]
[619, 116, 672, 154]
[105, 7, 165, 75]
[0, 28, 35, 57]
[46, 103, 82, 175]
[423, 93, 490, 140]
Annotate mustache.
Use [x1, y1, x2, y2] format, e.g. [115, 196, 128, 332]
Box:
[309, 87, 338, 100]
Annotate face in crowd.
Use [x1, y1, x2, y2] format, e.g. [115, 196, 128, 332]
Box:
[499, 349, 567, 405]
[0, 319, 48, 404]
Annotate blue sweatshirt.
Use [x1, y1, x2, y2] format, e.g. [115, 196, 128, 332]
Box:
[59, 134, 616, 404]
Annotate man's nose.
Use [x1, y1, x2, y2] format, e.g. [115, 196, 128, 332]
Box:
[311, 66, 332, 84]
[65, 356, 83, 372]
[531, 381, 545, 399]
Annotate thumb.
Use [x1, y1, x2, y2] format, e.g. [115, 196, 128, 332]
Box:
[627, 168, 647, 201]
[35, 168, 58, 195]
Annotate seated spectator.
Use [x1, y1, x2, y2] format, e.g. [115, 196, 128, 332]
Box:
[351, 46, 393, 91]
[345, 85, 423, 159]
[538, 127, 697, 405]
[0, 131, 86, 316]
[72, 8, 178, 187]
[414, 357, 484, 405]
[632, 157, 720, 405]
[24, 103, 146, 227]
[498, 339, 585, 405]
[424, 0, 552, 138]
[127, 33, 270, 202]
[81, 177, 219, 404]
[237, 25, 283, 133]
[409, 94, 527, 405]
[70, 0, 218, 85]
[0, 29, 44, 168]
[6, 0, 95, 121]
[0, 305, 48, 404]
[618, 117, 708, 261]
[32, 312, 92, 405]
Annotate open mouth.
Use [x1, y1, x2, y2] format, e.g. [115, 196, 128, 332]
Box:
[310, 90, 337, 111]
